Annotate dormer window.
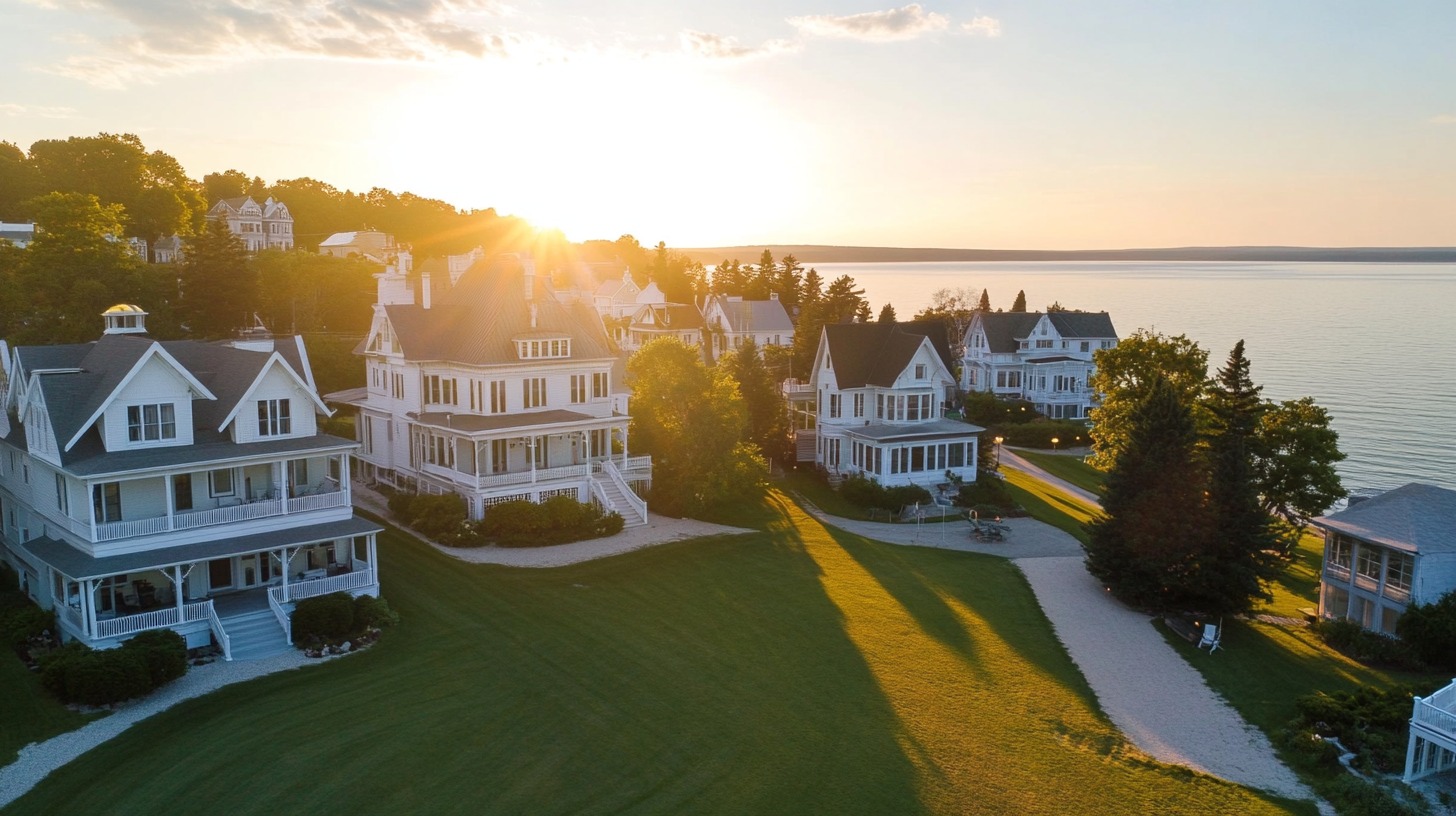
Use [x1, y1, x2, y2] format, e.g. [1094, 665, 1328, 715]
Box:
[914, 364, 927, 380]
[515, 337, 570, 359]
[258, 399, 291, 437]
[127, 403, 176, 442]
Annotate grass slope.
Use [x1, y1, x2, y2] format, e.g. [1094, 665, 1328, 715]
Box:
[1013, 451, 1106, 497]
[1002, 468, 1098, 545]
[0, 652, 100, 766]
[9, 493, 1303, 815]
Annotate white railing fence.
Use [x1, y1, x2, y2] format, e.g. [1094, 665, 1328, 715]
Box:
[476, 463, 590, 490]
[87, 489, 348, 543]
[267, 588, 293, 645]
[205, 600, 232, 661]
[599, 459, 647, 523]
[272, 568, 378, 605]
[93, 600, 213, 641]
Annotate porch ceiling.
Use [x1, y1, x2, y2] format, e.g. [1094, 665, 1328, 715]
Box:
[16, 516, 381, 581]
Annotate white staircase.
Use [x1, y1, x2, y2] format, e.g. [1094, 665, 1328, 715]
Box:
[221, 610, 291, 661]
[593, 474, 647, 527]
[795, 429, 817, 463]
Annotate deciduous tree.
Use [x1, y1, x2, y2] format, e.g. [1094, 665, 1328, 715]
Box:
[1087, 329, 1210, 470]
[1254, 397, 1346, 551]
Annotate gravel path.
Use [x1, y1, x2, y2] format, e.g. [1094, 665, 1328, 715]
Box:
[1017, 556, 1315, 803]
[800, 503, 1083, 559]
[1000, 448, 1103, 506]
[0, 651, 320, 808]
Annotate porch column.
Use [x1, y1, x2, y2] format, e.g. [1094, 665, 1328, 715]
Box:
[474, 441, 482, 479]
[85, 480, 96, 542]
[529, 436, 537, 482]
[278, 460, 289, 504]
[621, 426, 629, 467]
[174, 565, 184, 613]
[368, 533, 378, 581]
[164, 473, 176, 531]
[84, 578, 97, 638]
[341, 454, 351, 502]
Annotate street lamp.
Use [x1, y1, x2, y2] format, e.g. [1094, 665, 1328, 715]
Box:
[993, 436, 1004, 468]
[1051, 436, 1060, 452]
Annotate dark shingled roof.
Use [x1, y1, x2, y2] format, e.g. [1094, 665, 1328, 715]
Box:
[631, 303, 704, 331]
[822, 321, 953, 389]
[1314, 483, 1456, 555]
[383, 258, 616, 365]
[709, 297, 794, 334]
[975, 311, 1118, 354]
[18, 516, 381, 580]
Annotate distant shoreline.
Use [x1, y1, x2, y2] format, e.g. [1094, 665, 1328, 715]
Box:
[677, 245, 1456, 265]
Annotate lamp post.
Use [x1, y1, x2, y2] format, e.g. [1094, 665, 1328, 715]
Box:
[1051, 436, 1060, 452]
[993, 435, 1004, 469]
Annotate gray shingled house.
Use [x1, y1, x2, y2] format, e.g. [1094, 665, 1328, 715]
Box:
[0, 305, 379, 660]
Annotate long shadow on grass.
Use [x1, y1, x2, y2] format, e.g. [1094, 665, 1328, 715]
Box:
[8, 508, 931, 816]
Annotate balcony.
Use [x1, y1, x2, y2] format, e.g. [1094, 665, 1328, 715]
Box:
[84, 486, 348, 543]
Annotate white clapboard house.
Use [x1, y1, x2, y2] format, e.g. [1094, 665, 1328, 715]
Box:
[961, 311, 1118, 420]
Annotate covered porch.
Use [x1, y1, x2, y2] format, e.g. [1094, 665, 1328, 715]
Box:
[837, 419, 984, 487]
[1406, 679, 1456, 782]
[19, 516, 382, 660]
[411, 409, 640, 491]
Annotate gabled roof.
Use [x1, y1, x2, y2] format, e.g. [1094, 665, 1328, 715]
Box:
[631, 303, 703, 331]
[1047, 311, 1118, 339]
[973, 312, 1043, 353]
[1314, 483, 1456, 555]
[58, 339, 215, 451]
[708, 297, 794, 334]
[821, 321, 953, 389]
[377, 257, 616, 365]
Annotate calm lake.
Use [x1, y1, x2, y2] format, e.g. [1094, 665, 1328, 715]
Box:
[814, 261, 1456, 496]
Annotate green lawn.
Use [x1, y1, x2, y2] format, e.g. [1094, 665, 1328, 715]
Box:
[1002, 468, 1098, 545]
[1012, 450, 1107, 496]
[6, 492, 1307, 815]
[0, 649, 101, 766]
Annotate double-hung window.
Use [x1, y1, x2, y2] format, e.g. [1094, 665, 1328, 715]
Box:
[127, 403, 176, 442]
[524, 378, 546, 409]
[258, 399, 291, 437]
[570, 374, 587, 404]
[92, 482, 122, 523]
[592, 372, 608, 399]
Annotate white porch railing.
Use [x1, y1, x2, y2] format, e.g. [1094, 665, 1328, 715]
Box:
[206, 600, 232, 661]
[94, 600, 214, 641]
[620, 456, 652, 477]
[90, 490, 348, 542]
[476, 463, 590, 490]
[270, 568, 377, 605]
[267, 588, 293, 645]
[598, 459, 647, 523]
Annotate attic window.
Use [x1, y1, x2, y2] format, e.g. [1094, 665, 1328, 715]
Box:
[516, 338, 570, 360]
[127, 404, 176, 442]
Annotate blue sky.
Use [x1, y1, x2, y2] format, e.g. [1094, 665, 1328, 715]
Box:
[2, 1, 1454, 248]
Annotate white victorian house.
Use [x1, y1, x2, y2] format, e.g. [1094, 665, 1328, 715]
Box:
[789, 321, 982, 487]
[0, 306, 380, 661]
[702, 294, 794, 358]
[328, 254, 652, 526]
[962, 311, 1118, 419]
[206, 196, 295, 252]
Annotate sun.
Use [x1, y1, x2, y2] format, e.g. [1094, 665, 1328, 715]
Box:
[379, 51, 813, 246]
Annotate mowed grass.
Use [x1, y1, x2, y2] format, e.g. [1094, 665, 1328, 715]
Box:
[1013, 450, 1107, 497]
[1003, 468, 1098, 545]
[1254, 530, 1327, 619]
[9, 492, 1305, 815]
[0, 650, 101, 766]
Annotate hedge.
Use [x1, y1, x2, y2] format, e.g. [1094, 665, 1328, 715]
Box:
[292, 592, 399, 646]
[837, 475, 932, 513]
[387, 491, 622, 549]
[39, 629, 187, 706]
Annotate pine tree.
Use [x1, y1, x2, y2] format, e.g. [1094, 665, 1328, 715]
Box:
[179, 218, 255, 339]
[977, 289, 990, 312]
[878, 303, 897, 322]
[1085, 376, 1210, 614]
[1010, 290, 1027, 312]
[1201, 340, 1280, 613]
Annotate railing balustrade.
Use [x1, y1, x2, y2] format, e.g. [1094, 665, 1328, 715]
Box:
[270, 568, 377, 605]
[476, 463, 590, 489]
[286, 491, 349, 514]
[267, 588, 293, 645]
[87, 488, 347, 543]
[94, 600, 213, 640]
[599, 459, 647, 523]
[205, 600, 232, 661]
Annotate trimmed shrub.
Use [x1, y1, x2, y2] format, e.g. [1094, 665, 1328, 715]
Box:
[121, 629, 187, 686]
[954, 475, 1017, 512]
[1396, 590, 1456, 670]
[477, 498, 623, 548]
[353, 595, 400, 630]
[963, 392, 1040, 427]
[406, 493, 469, 539]
[838, 474, 932, 513]
[1314, 618, 1414, 668]
[292, 592, 357, 642]
[39, 642, 155, 706]
[997, 419, 1089, 449]
[1, 604, 55, 649]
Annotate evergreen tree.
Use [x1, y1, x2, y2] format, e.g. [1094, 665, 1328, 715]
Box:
[977, 289, 991, 312]
[1010, 290, 1027, 312]
[799, 268, 824, 312]
[776, 254, 804, 316]
[1201, 341, 1280, 612]
[878, 303, 897, 322]
[854, 301, 873, 323]
[179, 218, 256, 338]
[720, 339, 791, 464]
[1085, 376, 1210, 614]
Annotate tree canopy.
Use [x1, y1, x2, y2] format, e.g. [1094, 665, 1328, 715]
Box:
[1088, 330, 1210, 470]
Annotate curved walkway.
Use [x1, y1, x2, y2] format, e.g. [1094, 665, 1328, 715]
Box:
[0, 651, 317, 808]
[1000, 447, 1103, 507]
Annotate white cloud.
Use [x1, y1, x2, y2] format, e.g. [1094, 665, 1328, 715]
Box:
[961, 16, 1001, 38]
[679, 30, 798, 60]
[0, 103, 78, 118]
[787, 4, 949, 43]
[28, 0, 517, 87]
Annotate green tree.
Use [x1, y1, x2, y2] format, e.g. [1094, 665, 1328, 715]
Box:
[202, 169, 267, 204]
[27, 133, 203, 244]
[977, 289, 991, 312]
[720, 339, 791, 464]
[1201, 341, 1280, 613]
[1254, 397, 1346, 550]
[1010, 290, 1027, 312]
[799, 268, 824, 310]
[179, 218, 256, 338]
[1085, 376, 1211, 614]
[18, 192, 146, 343]
[914, 286, 979, 361]
[776, 254, 804, 316]
[253, 250, 378, 334]
[1087, 330, 1210, 470]
[627, 339, 764, 517]
[878, 303, 897, 322]
[0, 142, 42, 221]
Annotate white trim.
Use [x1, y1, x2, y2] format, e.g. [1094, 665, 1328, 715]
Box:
[215, 353, 330, 432]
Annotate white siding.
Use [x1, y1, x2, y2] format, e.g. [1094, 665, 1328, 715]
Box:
[103, 358, 197, 451]
[1415, 553, 1456, 606]
[232, 362, 319, 443]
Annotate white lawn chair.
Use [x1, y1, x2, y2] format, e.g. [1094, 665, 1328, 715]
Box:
[1196, 623, 1221, 653]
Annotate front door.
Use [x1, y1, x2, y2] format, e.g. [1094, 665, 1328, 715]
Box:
[208, 558, 232, 591]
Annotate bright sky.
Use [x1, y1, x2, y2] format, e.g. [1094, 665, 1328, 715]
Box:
[3, 1, 1454, 249]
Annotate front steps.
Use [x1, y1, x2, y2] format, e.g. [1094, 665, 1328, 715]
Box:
[594, 476, 647, 527]
[222, 610, 291, 661]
